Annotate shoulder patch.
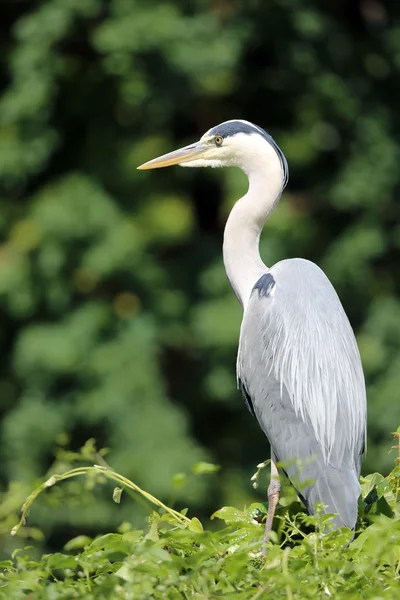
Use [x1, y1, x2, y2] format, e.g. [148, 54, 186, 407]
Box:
[252, 273, 276, 298]
[239, 379, 255, 418]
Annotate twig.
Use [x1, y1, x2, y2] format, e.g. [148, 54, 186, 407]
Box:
[11, 464, 191, 536]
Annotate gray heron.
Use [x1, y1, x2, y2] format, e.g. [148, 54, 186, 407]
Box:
[138, 119, 367, 550]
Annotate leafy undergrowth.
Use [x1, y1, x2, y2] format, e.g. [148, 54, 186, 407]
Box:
[1, 435, 400, 599]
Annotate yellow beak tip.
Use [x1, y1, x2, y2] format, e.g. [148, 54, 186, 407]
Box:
[137, 160, 167, 170]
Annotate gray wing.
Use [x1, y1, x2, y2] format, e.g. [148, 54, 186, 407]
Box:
[237, 258, 366, 529]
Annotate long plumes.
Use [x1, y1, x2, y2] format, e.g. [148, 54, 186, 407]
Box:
[241, 259, 365, 464]
[237, 258, 366, 528]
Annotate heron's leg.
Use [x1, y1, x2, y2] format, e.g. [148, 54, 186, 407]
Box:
[263, 458, 280, 555]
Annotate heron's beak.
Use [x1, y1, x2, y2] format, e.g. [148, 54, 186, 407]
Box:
[137, 141, 208, 170]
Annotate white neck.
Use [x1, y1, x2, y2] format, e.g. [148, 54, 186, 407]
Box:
[223, 145, 284, 309]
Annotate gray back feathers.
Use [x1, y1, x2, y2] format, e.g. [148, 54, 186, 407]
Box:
[237, 258, 366, 528]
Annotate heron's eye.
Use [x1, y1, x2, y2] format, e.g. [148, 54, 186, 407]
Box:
[214, 136, 223, 147]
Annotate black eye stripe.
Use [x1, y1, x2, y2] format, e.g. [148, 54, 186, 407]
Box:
[209, 121, 261, 138]
[208, 121, 289, 189]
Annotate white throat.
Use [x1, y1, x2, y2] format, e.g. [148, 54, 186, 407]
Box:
[223, 137, 285, 309]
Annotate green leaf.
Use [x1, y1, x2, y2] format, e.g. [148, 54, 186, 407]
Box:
[376, 496, 394, 518]
[192, 462, 221, 475]
[113, 487, 123, 503]
[188, 517, 203, 533]
[172, 472, 187, 488]
[46, 553, 77, 570]
[115, 563, 133, 583]
[121, 530, 143, 544]
[89, 533, 123, 551]
[64, 535, 92, 551]
[144, 520, 159, 542]
[361, 473, 385, 498]
[210, 506, 247, 524]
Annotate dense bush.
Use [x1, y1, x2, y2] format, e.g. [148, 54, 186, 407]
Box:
[1, 434, 400, 599]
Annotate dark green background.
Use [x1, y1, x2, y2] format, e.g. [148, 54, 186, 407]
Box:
[1, 0, 399, 550]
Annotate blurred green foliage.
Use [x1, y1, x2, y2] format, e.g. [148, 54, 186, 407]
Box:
[0, 0, 400, 554]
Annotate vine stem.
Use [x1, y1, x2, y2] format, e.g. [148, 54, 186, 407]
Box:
[390, 431, 400, 504]
[11, 465, 191, 536]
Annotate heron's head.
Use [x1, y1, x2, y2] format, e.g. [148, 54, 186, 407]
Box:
[138, 119, 288, 186]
